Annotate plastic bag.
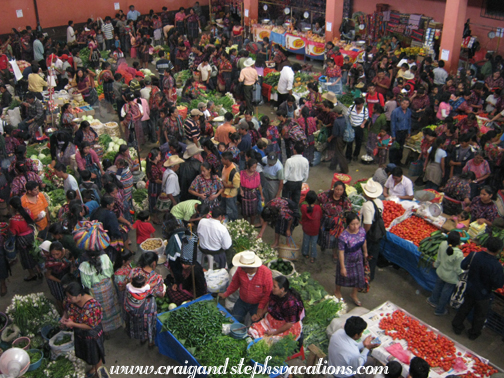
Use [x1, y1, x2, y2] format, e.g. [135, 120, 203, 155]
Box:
[1, 324, 21, 343]
[204, 268, 230, 293]
[7, 108, 21, 127]
[385, 343, 411, 364]
[49, 331, 74, 359]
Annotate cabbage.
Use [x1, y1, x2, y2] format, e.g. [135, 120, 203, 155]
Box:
[30, 155, 38, 160]
[111, 137, 119, 142]
[38, 154, 46, 159]
[118, 140, 127, 145]
[168, 303, 177, 310]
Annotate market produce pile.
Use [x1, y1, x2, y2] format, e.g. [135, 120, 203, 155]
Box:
[248, 335, 298, 367]
[390, 216, 439, 246]
[383, 201, 406, 228]
[226, 219, 277, 261]
[97, 134, 139, 163]
[263, 72, 318, 93]
[418, 231, 447, 268]
[177, 91, 236, 115]
[24, 351, 87, 378]
[47, 189, 65, 219]
[269, 258, 293, 275]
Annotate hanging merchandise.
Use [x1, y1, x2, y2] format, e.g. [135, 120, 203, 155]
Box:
[343, 0, 353, 19]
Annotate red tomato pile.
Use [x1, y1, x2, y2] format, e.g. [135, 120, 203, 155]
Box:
[389, 216, 438, 246]
[379, 310, 456, 371]
[459, 354, 498, 378]
[460, 242, 487, 257]
[383, 201, 406, 228]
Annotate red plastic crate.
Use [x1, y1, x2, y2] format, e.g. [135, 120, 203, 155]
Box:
[261, 83, 273, 100]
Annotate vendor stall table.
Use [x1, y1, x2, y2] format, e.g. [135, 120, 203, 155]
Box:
[270, 31, 286, 46]
[253, 27, 272, 42]
[306, 40, 325, 60]
[363, 301, 498, 378]
[285, 33, 306, 55]
[156, 294, 239, 377]
[380, 232, 438, 291]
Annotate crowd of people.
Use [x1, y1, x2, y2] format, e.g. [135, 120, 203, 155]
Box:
[0, 1, 504, 375]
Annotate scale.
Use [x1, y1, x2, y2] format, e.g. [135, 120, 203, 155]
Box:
[0, 348, 30, 378]
[414, 190, 444, 225]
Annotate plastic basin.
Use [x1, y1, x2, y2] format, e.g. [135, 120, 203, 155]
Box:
[27, 349, 43, 371]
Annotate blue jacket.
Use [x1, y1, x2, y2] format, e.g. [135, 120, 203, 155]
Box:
[390, 107, 412, 138]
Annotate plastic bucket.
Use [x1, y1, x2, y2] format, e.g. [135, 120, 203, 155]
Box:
[12, 336, 30, 350]
[278, 243, 300, 261]
[27, 349, 43, 371]
[41, 324, 56, 342]
[408, 160, 423, 177]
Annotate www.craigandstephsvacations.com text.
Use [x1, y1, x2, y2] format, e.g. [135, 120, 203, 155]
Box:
[109, 357, 389, 376]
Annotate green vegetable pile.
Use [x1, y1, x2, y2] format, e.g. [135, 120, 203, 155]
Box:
[337, 94, 355, 107]
[174, 70, 192, 86]
[15, 339, 28, 348]
[54, 334, 72, 346]
[289, 272, 328, 305]
[132, 188, 148, 203]
[98, 134, 112, 149]
[195, 335, 249, 378]
[179, 91, 235, 114]
[9, 99, 21, 110]
[264, 72, 280, 86]
[24, 359, 48, 378]
[103, 151, 117, 162]
[269, 258, 293, 275]
[302, 299, 342, 354]
[28, 350, 42, 364]
[248, 334, 298, 367]
[47, 189, 66, 205]
[158, 301, 231, 355]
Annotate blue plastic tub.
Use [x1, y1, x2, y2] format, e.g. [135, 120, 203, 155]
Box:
[27, 349, 43, 371]
[247, 338, 288, 378]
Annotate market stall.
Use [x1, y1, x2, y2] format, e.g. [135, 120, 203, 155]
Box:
[363, 301, 499, 378]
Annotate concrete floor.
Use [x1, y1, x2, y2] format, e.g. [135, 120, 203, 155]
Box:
[3, 62, 503, 376]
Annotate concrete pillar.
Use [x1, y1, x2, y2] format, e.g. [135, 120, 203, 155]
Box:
[440, 0, 468, 72]
[243, 0, 258, 26]
[325, 0, 344, 42]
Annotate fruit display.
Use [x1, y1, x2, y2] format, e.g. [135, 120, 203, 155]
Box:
[460, 241, 487, 257]
[399, 46, 426, 56]
[383, 201, 406, 228]
[379, 310, 456, 371]
[418, 231, 447, 268]
[389, 216, 438, 246]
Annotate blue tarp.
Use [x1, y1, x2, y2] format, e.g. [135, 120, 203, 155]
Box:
[380, 232, 438, 292]
[270, 31, 286, 46]
[156, 294, 239, 377]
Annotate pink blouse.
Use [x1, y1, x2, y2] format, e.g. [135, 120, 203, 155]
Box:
[75, 149, 101, 171]
[240, 171, 260, 189]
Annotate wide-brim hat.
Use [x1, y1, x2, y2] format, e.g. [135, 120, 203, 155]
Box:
[243, 58, 255, 67]
[403, 71, 415, 80]
[163, 155, 185, 167]
[362, 178, 383, 198]
[39, 240, 52, 252]
[232, 251, 262, 268]
[183, 143, 203, 159]
[322, 91, 338, 103]
[355, 82, 365, 89]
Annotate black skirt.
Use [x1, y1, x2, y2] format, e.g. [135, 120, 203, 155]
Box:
[74, 324, 106, 366]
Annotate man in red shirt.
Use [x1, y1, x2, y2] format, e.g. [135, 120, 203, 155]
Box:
[0, 49, 10, 84]
[219, 251, 273, 323]
[332, 46, 344, 68]
[372, 70, 391, 96]
[365, 83, 385, 117]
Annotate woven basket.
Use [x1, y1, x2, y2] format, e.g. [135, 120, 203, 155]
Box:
[104, 122, 120, 138]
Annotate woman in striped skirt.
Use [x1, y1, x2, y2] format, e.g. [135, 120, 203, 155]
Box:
[79, 250, 123, 337]
[124, 252, 165, 347]
[8, 197, 41, 281]
[240, 159, 264, 227]
[44, 241, 73, 310]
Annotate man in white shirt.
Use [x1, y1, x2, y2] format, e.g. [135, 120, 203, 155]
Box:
[433, 60, 448, 85]
[197, 59, 212, 85]
[53, 162, 82, 202]
[276, 63, 302, 108]
[101, 17, 115, 50]
[383, 167, 414, 200]
[197, 208, 233, 269]
[127, 5, 141, 21]
[67, 21, 76, 45]
[283, 141, 309, 205]
[140, 77, 152, 100]
[396, 55, 417, 69]
[162, 156, 184, 206]
[328, 316, 380, 378]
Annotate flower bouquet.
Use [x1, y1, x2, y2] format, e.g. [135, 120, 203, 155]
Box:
[6, 293, 59, 338]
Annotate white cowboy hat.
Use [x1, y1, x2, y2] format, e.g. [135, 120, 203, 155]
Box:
[163, 155, 185, 167]
[243, 58, 256, 67]
[322, 91, 338, 103]
[403, 70, 415, 80]
[362, 178, 383, 198]
[183, 143, 204, 159]
[232, 251, 262, 268]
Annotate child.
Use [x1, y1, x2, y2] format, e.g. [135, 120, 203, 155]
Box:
[452, 211, 470, 229]
[79, 170, 101, 203]
[96, 29, 105, 51]
[376, 127, 393, 167]
[300, 191, 322, 263]
[114, 34, 121, 50]
[82, 189, 99, 217]
[132, 210, 156, 251]
[384, 91, 397, 128]
[341, 56, 351, 88]
[45, 241, 74, 310]
[218, 142, 226, 154]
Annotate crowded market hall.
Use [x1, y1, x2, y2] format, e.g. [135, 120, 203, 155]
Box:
[1, 0, 504, 376]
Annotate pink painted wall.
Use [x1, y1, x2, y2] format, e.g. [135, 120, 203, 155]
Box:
[351, 0, 504, 54]
[0, 0, 209, 35]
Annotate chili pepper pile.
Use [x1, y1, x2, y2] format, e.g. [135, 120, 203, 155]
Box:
[460, 242, 487, 257]
[390, 216, 438, 246]
[379, 310, 456, 371]
[383, 201, 406, 228]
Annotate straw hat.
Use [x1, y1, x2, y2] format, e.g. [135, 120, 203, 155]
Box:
[163, 155, 185, 167]
[243, 58, 255, 67]
[210, 137, 219, 145]
[361, 178, 383, 198]
[183, 143, 204, 159]
[403, 71, 415, 80]
[322, 91, 338, 103]
[190, 109, 203, 116]
[259, 137, 270, 146]
[232, 251, 262, 268]
[355, 82, 365, 89]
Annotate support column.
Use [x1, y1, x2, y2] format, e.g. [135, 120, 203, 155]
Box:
[440, 0, 467, 72]
[325, 0, 344, 42]
[243, 0, 258, 26]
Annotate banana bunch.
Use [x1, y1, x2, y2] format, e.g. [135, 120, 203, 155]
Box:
[418, 231, 447, 269]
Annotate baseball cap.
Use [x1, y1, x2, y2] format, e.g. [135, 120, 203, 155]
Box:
[267, 152, 278, 165]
